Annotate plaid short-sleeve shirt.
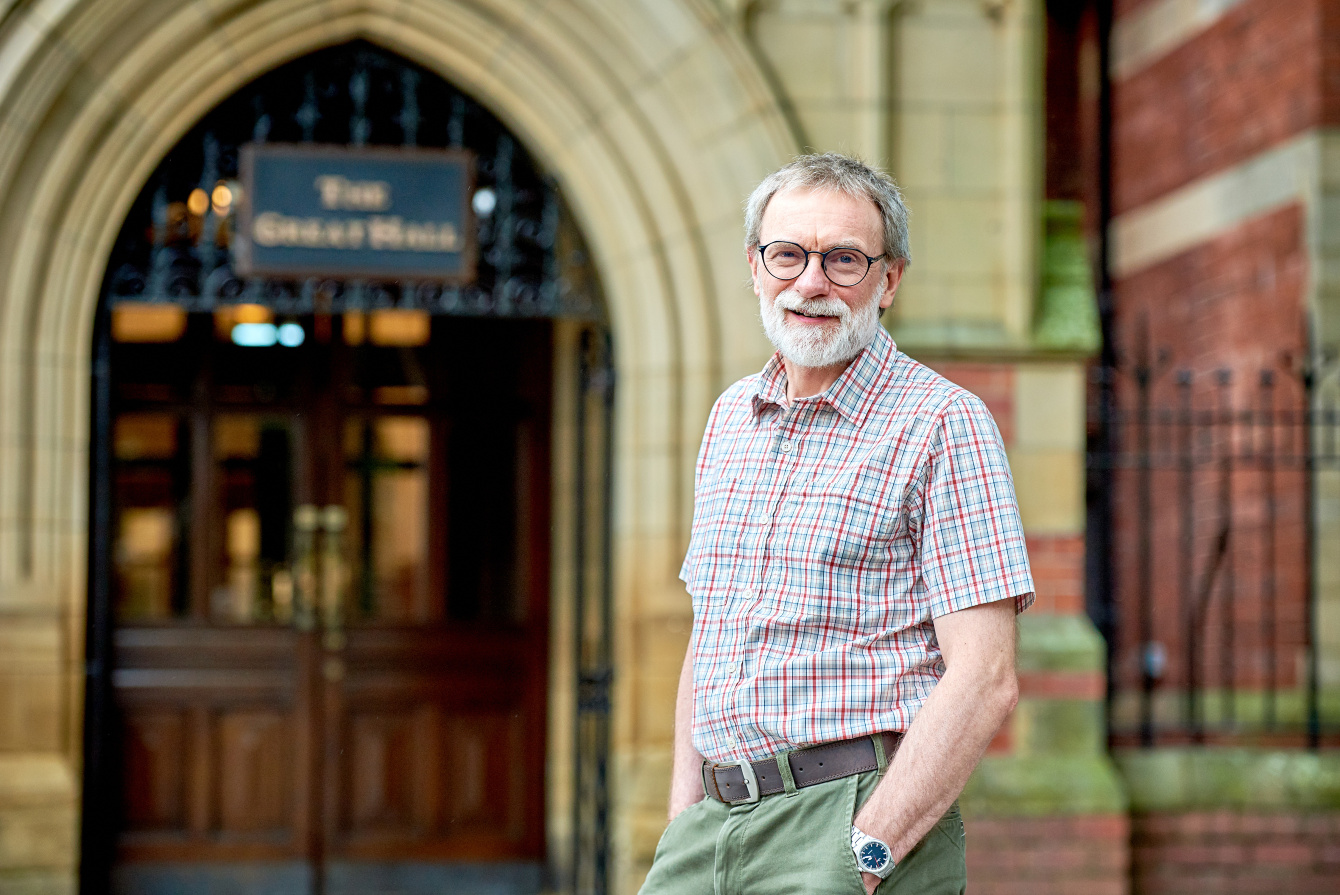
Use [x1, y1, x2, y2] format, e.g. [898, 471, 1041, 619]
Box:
[680, 328, 1034, 763]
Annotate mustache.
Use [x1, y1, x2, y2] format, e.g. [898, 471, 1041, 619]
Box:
[773, 290, 850, 320]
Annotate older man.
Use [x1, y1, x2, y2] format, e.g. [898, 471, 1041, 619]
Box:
[640, 154, 1034, 895]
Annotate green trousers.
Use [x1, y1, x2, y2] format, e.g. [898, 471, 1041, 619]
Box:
[639, 769, 966, 895]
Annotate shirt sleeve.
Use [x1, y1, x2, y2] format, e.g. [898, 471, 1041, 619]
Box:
[916, 394, 1035, 617]
[679, 390, 729, 587]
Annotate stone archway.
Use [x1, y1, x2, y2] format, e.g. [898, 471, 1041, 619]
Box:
[0, 1, 796, 891]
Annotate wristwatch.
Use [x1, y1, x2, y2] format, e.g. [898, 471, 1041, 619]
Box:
[851, 826, 896, 879]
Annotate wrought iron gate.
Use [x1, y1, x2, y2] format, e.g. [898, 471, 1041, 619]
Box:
[1089, 337, 1340, 748]
[571, 328, 615, 895]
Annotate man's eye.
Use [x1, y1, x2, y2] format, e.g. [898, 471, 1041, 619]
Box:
[832, 251, 859, 264]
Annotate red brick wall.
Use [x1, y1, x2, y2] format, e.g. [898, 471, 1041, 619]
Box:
[1113, 0, 1326, 214]
[925, 362, 1015, 446]
[1027, 534, 1085, 615]
[970, 810, 1340, 894]
[1323, 0, 1340, 121]
[967, 814, 1130, 895]
[1132, 811, 1340, 893]
[1111, 203, 1307, 383]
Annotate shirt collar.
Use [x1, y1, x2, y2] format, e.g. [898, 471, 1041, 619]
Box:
[750, 327, 899, 425]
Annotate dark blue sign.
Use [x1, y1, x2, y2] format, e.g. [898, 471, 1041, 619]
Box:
[237, 145, 476, 281]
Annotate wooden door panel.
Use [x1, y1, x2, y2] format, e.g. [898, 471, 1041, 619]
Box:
[442, 710, 528, 841]
[330, 705, 537, 858]
[122, 709, 187, 830]
[326, 628, 543, 861]
[345, 707, 435, 833]
[114, 627, 314, 862]
[216, 709, 293, 833]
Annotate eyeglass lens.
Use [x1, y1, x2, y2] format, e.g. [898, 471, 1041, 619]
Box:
[761, 242, 870, 287]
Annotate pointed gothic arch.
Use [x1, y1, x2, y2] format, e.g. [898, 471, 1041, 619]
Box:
[0, 1, 796, 891]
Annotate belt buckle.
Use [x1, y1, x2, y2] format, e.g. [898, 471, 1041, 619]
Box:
[722, 759, 760, 804]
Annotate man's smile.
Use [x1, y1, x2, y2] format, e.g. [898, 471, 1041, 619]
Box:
[787, 308, 836, 322]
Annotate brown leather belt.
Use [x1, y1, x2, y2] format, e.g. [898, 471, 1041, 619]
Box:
[701, 732, 902, 805]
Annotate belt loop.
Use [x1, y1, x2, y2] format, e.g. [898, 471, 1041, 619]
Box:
[872, 734, 889, 776]
[701, 760, 718, 801]
[777, 750, 799, 797]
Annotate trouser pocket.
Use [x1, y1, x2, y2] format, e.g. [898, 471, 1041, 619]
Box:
[840, 773, 876, 893]
[850, 772, 966, 894]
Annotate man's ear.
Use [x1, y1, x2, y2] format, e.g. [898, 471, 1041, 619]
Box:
[878, 260, 905, 311]
[747, 247, 763, 296]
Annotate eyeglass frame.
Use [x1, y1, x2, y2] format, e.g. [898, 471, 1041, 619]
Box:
[756, 240, 887, 287]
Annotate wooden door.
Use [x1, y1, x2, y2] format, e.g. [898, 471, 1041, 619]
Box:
[106, 309, 551, 893]
[320, 319, 551, 881]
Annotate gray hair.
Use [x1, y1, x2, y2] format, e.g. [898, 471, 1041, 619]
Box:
[744, 153, 910, 266]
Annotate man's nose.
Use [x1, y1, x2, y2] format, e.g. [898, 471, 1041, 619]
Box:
[793, 252, 831, 297]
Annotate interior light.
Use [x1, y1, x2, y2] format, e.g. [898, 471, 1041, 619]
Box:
[187, 188, 209, 217]
[212, 183, 233, 216]
[232, 322, 278, 347]
[343, 310, 366, 345]
[277, 322, 305, 347]
[111, 303, 187, 343]
[369, 309, 431, 346]
[472, 187, 497, 217]
[233, 303, 271, 324]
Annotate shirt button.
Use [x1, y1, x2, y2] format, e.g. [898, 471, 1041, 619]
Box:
[780, 440, 792, 453]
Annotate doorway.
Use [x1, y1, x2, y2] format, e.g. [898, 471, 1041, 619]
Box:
[103, 309, 550, 893]
[81, 40, 613, 895]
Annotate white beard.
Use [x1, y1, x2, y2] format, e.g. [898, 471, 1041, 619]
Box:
[759, 284, 884, 370]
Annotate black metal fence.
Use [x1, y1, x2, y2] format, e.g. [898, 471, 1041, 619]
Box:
[1089, 355, 1340, 748]
[571, 327, 615, 895]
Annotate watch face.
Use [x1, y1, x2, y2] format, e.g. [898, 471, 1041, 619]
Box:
[858, 840, 890, 872]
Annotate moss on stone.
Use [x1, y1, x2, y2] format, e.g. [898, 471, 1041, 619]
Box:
[1014, 699, 1106, 756]
[1115, 748, 1340, 812]
[1017, 613, 1106, 673]
[1034, 200, 1101, 354]
[961, 755, 1128, 817]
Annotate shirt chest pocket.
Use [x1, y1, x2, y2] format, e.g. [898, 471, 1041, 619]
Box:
[776, 482, 898, 566]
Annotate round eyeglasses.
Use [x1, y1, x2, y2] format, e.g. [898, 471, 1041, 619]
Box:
[757, 241, 884, 287]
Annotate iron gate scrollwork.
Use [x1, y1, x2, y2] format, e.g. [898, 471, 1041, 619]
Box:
[101, 40, 602, 321]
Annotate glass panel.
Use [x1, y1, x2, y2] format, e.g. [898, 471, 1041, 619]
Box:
[220, 508, 260, 623]
[344, 319, 434, 406]
[447, 410, 525, 625]
[113, 413, 185, 621]
[115, 508, 177, 620]
[212, 415, 293, 624]
[345, 416, 432, 622]
[372, 385, 430, 406]
[115, 413, 179, 460]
